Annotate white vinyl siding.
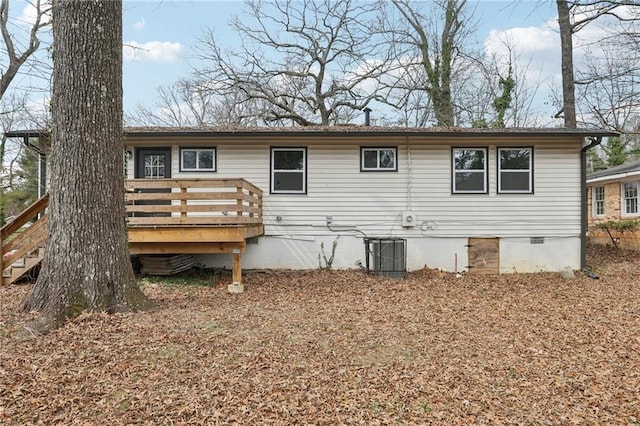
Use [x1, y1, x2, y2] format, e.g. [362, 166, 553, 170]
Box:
[125, 136, 582, 239]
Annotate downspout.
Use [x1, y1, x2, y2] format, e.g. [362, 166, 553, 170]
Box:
[39, 151, 46, 199]
[20, 135, 47, 199]
[406, 136, 412, 212]
[581, 136, 602, 269]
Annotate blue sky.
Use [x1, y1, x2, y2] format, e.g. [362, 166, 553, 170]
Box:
[7, 0, 577, 121]
[120, 1, 561, 115]
[123, 1, 246, 112]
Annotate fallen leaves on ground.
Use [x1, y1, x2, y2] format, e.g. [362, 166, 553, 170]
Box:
[1, 244, 639, 425]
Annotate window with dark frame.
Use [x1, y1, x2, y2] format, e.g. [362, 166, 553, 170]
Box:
[452, 148, 487, 193]
[361, 147, 397, 171]
[180, 148, 216, 172]
[271, 147, 307, 194]
[593, 186, 604, 217]
[623, 181, 638, 215]
[498, 147, 533, 193]
[143, 154, 166, 179]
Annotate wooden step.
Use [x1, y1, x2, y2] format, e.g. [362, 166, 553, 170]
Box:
[2, 249, 44, 285]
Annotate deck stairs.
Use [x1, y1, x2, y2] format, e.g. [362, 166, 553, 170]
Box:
[3, 248, 45, 285]
[1, 178, 264, 287]
[1, 194, 49, 286]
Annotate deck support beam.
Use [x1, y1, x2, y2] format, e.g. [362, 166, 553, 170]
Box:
[228, 249, 244, 293]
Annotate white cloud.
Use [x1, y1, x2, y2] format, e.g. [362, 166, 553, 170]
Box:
[19, 0, 52, 27]
[26, 95, 51, 118]
[484, 23, 558, 59]
[481, 20, 564, 126]
[123, 41, 184, 63]
[484, 21, 562, 83]
[133, 18, 146, 31]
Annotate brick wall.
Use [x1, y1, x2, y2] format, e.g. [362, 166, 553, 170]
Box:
[588, 228, 640, 250]
[587, 181, 621, 226]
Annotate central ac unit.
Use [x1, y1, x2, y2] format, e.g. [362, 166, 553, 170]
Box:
[364, 238, 407, 278]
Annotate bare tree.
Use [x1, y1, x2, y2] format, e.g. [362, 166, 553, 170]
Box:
[379, 0, 476, 127]
[578, 47, 640, 132]
[24, 0, 151, 333]
[126, 78, 265, 127]
[128, 79, 214, 127]
[0, 0, 49, 101]
[458, 39, 544, 128]
[556, 0, 636, 128]
[576, 32, 640, 165]
[0, 94, 28, 224]
[194, 0, 388, 126]
[0, 0, 51, 216]
[0, 92, 50, 226]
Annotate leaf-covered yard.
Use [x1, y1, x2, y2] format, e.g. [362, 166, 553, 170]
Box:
[1, 245, 639, 425]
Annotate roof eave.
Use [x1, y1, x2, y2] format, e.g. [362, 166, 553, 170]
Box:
[587, 170, 640, 184]
[5, 127, 620, 140]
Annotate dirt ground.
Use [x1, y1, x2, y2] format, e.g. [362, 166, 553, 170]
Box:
[1, 244, 639, 425]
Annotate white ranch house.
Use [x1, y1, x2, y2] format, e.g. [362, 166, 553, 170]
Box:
[7, 126, 616, 278]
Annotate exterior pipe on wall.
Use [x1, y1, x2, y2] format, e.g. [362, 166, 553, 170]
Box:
[581, 136, 603, 270]
[406, 136, 413, 212]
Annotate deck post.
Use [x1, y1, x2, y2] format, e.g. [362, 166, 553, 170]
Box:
[227, 248, 244, 293]
[0, 235, 4, 281]
[180, 186, 187, 217]
[236, 186, 243, 220]
[248, 190, 254, 221]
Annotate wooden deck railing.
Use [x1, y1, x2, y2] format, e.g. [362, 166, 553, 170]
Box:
[0, 179, 263, 283]
[0, 194, 49, 274]
[125, 178, 263, 227]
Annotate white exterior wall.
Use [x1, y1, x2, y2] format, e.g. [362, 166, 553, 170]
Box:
[127, 135, 583, 273]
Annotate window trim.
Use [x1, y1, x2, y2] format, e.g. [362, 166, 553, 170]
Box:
[360, 147, 398, 172]
[592, 186, 605, 217]
[134, 147, 171, 179]
[497, 147, 534, 194]
[451, 147, 488, 194]
[270, 147, 307, 194]
[622, 180, 639, 216]
[179, 147, 217, 172]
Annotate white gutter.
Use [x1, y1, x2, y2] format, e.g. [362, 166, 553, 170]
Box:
[587, 170, 640, 184]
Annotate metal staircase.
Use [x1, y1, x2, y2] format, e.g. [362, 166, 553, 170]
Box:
[1, 194, 48, 285]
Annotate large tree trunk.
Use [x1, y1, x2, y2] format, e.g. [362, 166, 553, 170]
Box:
[557, 0, 577, 128]
[23, 0, 151, 332]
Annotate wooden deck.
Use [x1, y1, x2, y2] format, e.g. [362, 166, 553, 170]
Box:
[1, 179, 264, 289]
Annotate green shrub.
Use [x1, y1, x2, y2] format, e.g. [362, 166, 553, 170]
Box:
[594, 219, 640, 232]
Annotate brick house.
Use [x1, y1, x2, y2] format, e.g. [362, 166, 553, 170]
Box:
[586, 160, 640, 250]
[586, 160, 640, 225]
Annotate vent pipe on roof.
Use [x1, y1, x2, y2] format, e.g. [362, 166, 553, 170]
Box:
[363, 107, 372, 126]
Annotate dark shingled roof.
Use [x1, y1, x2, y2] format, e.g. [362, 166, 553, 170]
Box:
[587, 159, 640, 181]
[4, 126, 619, 139]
